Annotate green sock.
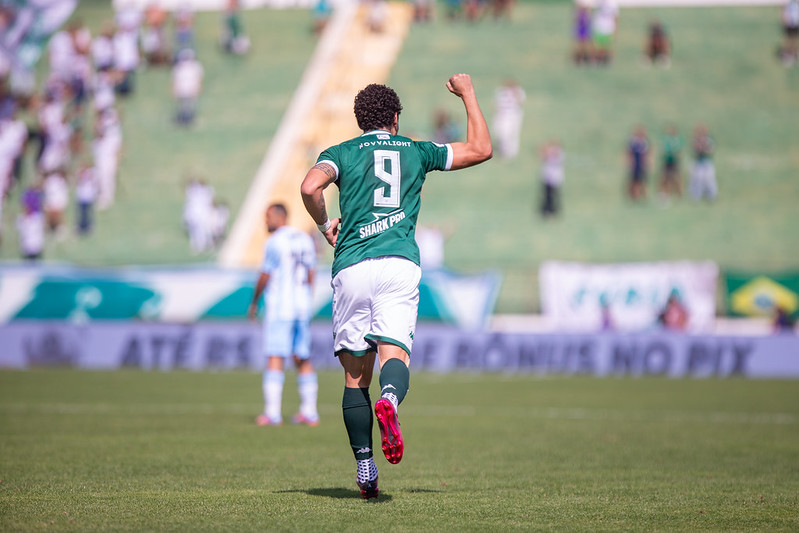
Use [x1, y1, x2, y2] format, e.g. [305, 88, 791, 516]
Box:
[342, 387, 373, 460]
[379, 358, 410, 408]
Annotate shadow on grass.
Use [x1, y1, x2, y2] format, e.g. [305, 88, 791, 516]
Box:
[276, 487, 394, 502]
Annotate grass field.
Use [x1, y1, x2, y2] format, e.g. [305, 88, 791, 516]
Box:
[1, 370, 798, 531]
[0, 1, 798, 314]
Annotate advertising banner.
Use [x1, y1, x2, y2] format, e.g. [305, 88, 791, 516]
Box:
[540, 261, 718, 332]
[0, 265, 500, 329]
[1, 322, 798, 378]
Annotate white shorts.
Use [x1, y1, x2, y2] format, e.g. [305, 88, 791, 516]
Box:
[332, 256, 421, 357]
[263, 318, 311, 359]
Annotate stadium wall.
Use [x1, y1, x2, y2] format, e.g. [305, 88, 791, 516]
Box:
[1, 322, 797, 377]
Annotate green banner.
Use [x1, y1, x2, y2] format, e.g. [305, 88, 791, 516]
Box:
[0, 265, 500, 328]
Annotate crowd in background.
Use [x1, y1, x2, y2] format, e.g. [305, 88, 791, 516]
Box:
[0, 0, 252, 261]
[0, 13, 125, 260]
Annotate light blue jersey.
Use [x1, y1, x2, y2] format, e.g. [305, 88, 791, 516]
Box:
[261, 225, 316, 322]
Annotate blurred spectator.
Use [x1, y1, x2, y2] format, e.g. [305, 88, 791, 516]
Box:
[657, 290, 688, 331]
[172, 49, 204, 127]
[366, 0, 389, 33]
[312, 0, 333, 34]
[643, 20, 670, 68]
[142, 3, 170, 66]
[780, 0, 799, 66]
[539, 139, 564, 217]
[626, 124, 649, 202]
[22, 184, 43, 214]
[113, 6, 142, 96]
[91, 21, 116, 72]
[573, 3, 592, 65]
[93, 107, 122, 210]
[773, 305, 795, 333]
[211, 198, 230, 248]
[75, 163, 98, 236]
[444, 0, 463, 21]
[70, 20, 92, 111]
[221, 0, 251, 55]
[490, 0, 514, 22]
[92, 67, 117, 113]
[174, 6, 196, 60]
[592, 0, 619, 65]
[657, 124, 682, 202]
[492, 79, 525, 159]
[43, 169, 69, 237]
[465, 0, 487, 22]
[432, 108, 460, 144]
[0, 103, 28, 195]
[413, 0, 434, 23]
[16, 199, 45, 261]
[183, 177, 214, 253]
[37, 91, 72, 175]
[688, 123, 717, 202]
[49, 20, 91, 114]
[116, 2, 143, 32]
[48, 23, 77, 88]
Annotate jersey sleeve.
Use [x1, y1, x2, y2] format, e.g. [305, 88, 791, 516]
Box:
[316, 145, 341, 179]
[415, 141, 453, 172]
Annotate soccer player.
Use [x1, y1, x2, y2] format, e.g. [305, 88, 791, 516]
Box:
[247, 203, 320, 428]
[300, 73, 492, 499]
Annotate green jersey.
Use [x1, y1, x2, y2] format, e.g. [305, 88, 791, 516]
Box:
[317, 130, 453, 277]
[661, 134, 682, 165]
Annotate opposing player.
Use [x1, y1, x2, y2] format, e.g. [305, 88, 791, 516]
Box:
[300, 73, 492, 499]
[247, 203, 320, 427]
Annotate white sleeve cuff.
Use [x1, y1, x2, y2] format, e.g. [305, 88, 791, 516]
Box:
[317, 159, 339, 178]
[444, 144, 454, 170]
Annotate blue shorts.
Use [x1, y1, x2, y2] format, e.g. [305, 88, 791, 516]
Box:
[263, 319, 311, 359]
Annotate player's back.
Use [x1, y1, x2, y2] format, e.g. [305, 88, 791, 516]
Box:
[318, 130, 452, 276]
[263, 226, 316, 321]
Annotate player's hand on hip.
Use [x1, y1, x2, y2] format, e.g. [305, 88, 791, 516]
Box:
[247, 303, 258, 322]
[323, 217, 341, 247]
[446, 73, 474, 98]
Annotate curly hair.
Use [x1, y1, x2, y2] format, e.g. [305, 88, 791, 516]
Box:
[353, 84, 403, 132]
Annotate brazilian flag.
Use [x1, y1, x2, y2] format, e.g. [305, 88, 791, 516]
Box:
[725, 272, 799, 319]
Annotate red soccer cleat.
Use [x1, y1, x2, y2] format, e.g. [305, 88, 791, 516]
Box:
[291, 413, 320, 427]
[255, 414, 282, 426]
[375, 398, 403, 464]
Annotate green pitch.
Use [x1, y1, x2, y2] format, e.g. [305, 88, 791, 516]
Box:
[1, 2, 797, 315]
[1, 370, 798, 531]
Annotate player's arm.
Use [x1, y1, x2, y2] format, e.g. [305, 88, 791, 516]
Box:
[446, 73, 493, 170]
[247, 272, 269, 321]
[300, 163, 340, 247]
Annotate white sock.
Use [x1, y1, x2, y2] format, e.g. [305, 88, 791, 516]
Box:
[263, 370, 284, 422]
[356, 457, 378, 484]
[297, 372, 319, 420]
[382, 391, 399, 412]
